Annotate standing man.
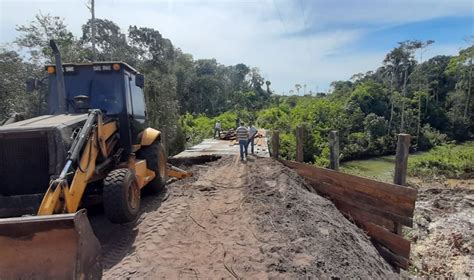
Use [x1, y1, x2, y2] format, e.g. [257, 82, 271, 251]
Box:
[236, 122, 249, 161]
[214, 120, 221, 139]
[247, 124, 258, 155]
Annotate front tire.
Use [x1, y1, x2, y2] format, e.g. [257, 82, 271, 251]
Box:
[137, 140, 167, 194]
[103, 168, 140, 223]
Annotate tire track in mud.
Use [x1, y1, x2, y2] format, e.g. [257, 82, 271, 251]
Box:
[94, 155, 270, 279]
[92, 190, 190, 279]
[93, 155, 396, 279]
[135, 155, 267, 279]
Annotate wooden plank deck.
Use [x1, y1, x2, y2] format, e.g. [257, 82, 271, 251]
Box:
[173, 130, 269, 159]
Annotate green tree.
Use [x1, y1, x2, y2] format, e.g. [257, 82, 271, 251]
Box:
[349, 81, 389, 117]
[447, 45, 474, 119]
[0, 49, 30, 119]
[128, 26, 175, 73]
[16, 14, 86, 63]
[82, 18, 136, 64]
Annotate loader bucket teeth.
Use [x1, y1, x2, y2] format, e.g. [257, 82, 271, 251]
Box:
[0, 210, 102, 279]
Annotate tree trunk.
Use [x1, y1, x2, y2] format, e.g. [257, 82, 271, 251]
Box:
[296, 126, 304, 162]
[400, 67, 409, 133]
[425, 76, 430, 115]
[425, 91, 429, 114]
[416, 94, 421, 147]
[464, 56, 472, 119]
[387, 71, 395, 135]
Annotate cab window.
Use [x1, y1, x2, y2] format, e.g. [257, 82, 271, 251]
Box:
[124, 75, 132, 113]
[129, 75, 146, 123]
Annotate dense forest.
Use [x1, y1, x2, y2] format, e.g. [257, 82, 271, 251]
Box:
[1, 14, 473, 165]
[0, 14, 272, 155]
[254, 41, 474, 166]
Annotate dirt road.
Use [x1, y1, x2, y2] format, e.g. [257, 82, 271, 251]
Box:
[91, 156, 396, 279]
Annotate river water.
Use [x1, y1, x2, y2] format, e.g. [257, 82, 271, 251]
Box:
[340, 153, 426, 183]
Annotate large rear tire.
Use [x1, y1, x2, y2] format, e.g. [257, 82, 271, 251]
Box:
[103, 168, 140, 223]
[137, 140, 167, 194]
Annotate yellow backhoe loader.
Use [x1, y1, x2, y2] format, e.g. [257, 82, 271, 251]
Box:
[0, 40, 189, 279]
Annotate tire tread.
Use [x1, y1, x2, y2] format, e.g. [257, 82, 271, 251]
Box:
[103, 168, 139, 223]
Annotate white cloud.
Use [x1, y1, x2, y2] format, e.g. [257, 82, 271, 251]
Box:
[0, 0, 470, 93]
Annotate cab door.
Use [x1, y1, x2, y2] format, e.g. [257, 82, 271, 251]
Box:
[124, 72, 147, 144]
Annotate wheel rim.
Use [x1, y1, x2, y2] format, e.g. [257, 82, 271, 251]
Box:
[127, 181, 140, 210]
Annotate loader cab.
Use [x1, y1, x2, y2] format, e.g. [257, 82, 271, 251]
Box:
[46, 62, 147, 154]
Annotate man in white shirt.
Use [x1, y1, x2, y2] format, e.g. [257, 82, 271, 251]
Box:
[236, 122, 249, 161]
[214, 120, 221, 139]
[247, 124, 258, 155]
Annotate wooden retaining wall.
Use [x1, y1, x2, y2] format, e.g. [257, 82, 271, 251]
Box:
[281, 160, 418, 270]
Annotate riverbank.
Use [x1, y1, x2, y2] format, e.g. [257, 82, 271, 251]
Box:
[340, 143, 474, 278]
[405, 181, 473, 278]
[341, 142, 474, 184]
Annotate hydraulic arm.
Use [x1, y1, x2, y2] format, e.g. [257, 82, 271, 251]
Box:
[38, 109, 118, 215]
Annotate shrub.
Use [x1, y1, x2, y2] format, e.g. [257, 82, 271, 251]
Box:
[214, 111, 238, 130]
[417, 124, 447, 150]
[279, 132, 296, 160]
[256, 107, 290, 131]
[408, 142, 474, 179]
[314, 144, 330, 167]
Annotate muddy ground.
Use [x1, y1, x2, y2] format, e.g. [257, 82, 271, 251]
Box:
[405, 180, 473, 279]
[90, 155, 396, 279]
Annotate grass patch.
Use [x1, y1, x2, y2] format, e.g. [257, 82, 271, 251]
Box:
[408, 142, 474, 179]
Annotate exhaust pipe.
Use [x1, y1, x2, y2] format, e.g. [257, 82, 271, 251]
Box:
[50, 39, 67, 114]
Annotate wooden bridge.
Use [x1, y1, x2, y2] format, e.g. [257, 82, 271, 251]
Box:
[172, 130, 417, 271]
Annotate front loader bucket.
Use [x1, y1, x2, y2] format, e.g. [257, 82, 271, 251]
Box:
[0, 210, 102, 280]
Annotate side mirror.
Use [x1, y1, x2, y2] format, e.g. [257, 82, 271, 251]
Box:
[135, 74, 144, 88]
[26, 78, 40, 93]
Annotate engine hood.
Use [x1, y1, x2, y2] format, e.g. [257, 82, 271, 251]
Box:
[0, 114, 88, 134]
[0, 113, 89, 198]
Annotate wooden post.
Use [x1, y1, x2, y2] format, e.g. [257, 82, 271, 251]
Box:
[393, 133, 410, 235]
[296, 126, 304, 162]
[394, 134, 410, 186]
[271, 130, 280, 159]
[329, 130, 339, 170]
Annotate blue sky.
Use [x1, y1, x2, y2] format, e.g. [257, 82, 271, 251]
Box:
[353, 16, 473, 51]
[0, 0, 473, 93]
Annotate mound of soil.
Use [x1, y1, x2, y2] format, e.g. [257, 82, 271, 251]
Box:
[94, 156, 396, 279]
[244, 157, 396, 279]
